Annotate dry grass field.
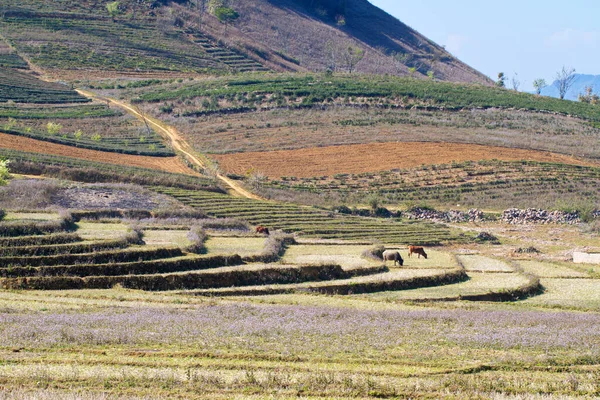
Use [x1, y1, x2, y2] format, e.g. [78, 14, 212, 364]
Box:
[0, 201, 598, 398]
[211, 141, 595, 178]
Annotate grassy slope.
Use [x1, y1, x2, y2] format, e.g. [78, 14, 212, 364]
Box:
[0, 0, 491, 83]
[102, 74, 600, 210]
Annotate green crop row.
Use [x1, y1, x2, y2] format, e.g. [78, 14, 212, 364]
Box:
[152, 187, 458, 244]
[132, 73, 600, 122]
[0, 67, 88, 104]
[1, 15, 223, 73]
[0, 237, 138, 259]
[0, 104, 120, 119]
[0, 215, 74, 237]
[1, 127, 175, 157]
[0, 148, 219, 191]
[0, 53, 28, 69]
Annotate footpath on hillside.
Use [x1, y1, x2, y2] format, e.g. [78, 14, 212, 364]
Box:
[75, 89, 263, 201]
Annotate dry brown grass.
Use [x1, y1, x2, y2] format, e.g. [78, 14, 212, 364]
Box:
[0, 132, 196, 175]
[212, 142, 597, 178]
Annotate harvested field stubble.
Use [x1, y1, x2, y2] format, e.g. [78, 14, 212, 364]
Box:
[2, 299, 600, 398]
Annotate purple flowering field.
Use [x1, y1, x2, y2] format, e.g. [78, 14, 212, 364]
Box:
[2, 298, 600, 398]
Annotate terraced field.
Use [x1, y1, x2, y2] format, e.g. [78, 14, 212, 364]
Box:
[0, 211, 463, 294]
[1, 102, 175, 156]
[2, 208, 599, 399]
[213, 142, 596, 178]
[152, 186, 459, 245]
[263, 159, 600, 210]
[0, 148, 215, 189]
[0, 67, 88, 104]
[0, 210, 544, 302]
[0, 13, 222, 73]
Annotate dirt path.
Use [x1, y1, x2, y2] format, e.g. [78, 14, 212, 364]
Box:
[75, 89, 262, 200]
[212, 141, 600, 178]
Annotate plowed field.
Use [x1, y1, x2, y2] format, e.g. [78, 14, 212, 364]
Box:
[0, 132, 196, 175]
[212, 142, 598, 178]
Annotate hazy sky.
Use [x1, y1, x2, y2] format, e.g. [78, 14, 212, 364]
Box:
[369, 0, 599, 89]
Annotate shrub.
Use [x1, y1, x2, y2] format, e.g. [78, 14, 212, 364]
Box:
[46, 122, 62, 135]
[333, 205, 352, 214]
[0, 160, 11, 186]
[214, 7, 239, 23]
[373, 207, 391, 218]
[361, 245, 385, 260]
[185, 226, 208, 254]
[125, 224, 145, 245]
[0, 209, 5, 221]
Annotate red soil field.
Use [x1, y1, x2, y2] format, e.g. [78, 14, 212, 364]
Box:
[212, 142, 599, 178]
[0, 132, 197, 175]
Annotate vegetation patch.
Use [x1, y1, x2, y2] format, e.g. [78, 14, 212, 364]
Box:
[0, 148, 217, 190]
[129, 74, 600, 122]
[153, 186, 459, 245]
[0, 67, 88, 104]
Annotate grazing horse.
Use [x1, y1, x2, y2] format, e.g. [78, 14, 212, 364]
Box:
[408, 246, 427, 259]
[382, 250, 404, 266]
[255, 225, 270, 235]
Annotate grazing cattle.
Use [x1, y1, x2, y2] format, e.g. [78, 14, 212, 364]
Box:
[255, 225, 270, 235]
[408, 245, 427, 259]
[382, 250, 404, 266]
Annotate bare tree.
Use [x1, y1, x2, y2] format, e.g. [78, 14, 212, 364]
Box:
[391, 51, 413, 75]
[533, 78, 547, 95]
[196, 0, 206, 26]
[134, 105, 152, 137]
[510, 73, 520, 91]
[554, 66, 577, 100]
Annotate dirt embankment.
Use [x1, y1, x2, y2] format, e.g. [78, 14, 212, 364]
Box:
[0, 132, 197, 175]
[212, 142, 599, 178]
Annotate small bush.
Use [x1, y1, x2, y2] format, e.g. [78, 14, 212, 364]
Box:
[185, 226, 208, 254]
[125, 224, 145, 245]
[361, 245, 385, 260]
[333, 205, 352, 214]
[46, 122, 62, 135]
[474, 232, 500, 244]
[215, 7, 239, 23]
[0, 209, 5, 221]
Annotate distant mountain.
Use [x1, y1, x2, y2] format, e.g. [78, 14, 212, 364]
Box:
[540, 74, 600, 101]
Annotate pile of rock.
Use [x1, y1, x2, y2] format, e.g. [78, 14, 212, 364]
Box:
[501, 208, 580, 224]
[404, 208, 485, 223]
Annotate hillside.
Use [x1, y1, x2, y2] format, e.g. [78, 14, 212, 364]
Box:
[541, 73, 600, 100]
[92, 73, 600, 210]
[0, 0, 491, 83]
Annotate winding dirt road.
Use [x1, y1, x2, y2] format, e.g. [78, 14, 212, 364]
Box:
[76, 89, 263, 200]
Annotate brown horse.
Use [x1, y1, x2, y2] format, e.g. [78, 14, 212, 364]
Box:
[255, 225, 270, 235]
[408, 246, 427, 259]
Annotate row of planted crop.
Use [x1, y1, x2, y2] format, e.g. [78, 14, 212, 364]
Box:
[129, 74, 600, 122]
